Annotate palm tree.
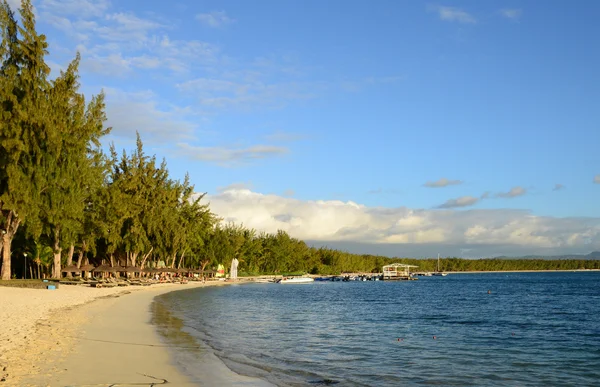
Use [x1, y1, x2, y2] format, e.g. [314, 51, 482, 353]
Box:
[31, 241, 54, 279]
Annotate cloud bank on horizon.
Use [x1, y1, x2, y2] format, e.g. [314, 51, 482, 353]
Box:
[204, 188, 600, 257]
[26, 0, 600, 256]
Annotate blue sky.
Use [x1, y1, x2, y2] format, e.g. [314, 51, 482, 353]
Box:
[15, 0, 600, 256]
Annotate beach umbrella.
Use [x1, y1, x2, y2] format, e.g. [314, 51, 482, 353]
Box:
[124, 266, 142, 273]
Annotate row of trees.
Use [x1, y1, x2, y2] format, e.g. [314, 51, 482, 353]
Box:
[1, 1, 599, 280]
[0, 0, 216, 279]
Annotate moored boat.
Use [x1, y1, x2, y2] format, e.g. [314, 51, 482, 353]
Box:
[279, 276, 314, 284]
[433, 254, 448, 276]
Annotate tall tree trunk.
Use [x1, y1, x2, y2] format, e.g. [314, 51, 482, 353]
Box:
[131, 252, 139, 267]
[76, 241, 86, 269]
[1, 234, 12, 280]
[170, 253, 177, 268]
[177, 251, 186, 269]
[0, 239, 3, 274]
[1, 211, 21, 280]
[65, 244, 75, 277]
[52, 228, 62, 279]
[201, 260, 209, 272]
[109, 254, 115, 278]
[52, 249, 62, 278]
[139, 247, 153, 269]
[66, 244, 75, 266]
[29, 264, 33, 279]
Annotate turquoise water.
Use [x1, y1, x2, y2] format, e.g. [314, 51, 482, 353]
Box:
[155, 272, 600, 386]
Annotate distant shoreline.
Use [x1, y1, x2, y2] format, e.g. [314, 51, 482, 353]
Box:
[444, 269, 600, 274]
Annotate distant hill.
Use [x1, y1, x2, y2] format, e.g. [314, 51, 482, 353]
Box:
[493, 251, 600, 260]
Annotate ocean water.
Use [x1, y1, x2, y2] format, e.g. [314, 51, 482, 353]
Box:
[153, 272, 600, 386]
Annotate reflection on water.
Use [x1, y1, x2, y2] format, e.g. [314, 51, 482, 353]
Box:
[150, 296, 209, 385]
[151, 294, 276, 386]
[151, 298, 203, 354]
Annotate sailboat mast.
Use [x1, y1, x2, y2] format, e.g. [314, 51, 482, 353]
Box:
[437, 253, 440, 272]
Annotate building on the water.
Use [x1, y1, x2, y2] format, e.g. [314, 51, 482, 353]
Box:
[382, 263, 418, 280]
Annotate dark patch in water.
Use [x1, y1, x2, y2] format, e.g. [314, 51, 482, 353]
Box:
[309, 379, 339, 385]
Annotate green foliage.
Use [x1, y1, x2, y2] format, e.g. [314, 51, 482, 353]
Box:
[0, 0, 51, 279]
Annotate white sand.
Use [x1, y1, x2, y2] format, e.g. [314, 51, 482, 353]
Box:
[0, 281, 274, 386]
[0, 284, 135, 383]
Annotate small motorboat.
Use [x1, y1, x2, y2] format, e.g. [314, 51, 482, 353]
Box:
[279, 276, 315, 284]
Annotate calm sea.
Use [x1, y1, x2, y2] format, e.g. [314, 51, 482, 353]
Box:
[153, 272, 600, 386]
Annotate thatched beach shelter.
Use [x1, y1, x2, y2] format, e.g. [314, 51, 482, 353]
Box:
[77, 264, 95, 279]
[79, 264, 95, 272]
[92, 265, 118, 275]
[61, 265, 81, 273]
[61, 265, 81, 277]
[122, 266, 142, 278]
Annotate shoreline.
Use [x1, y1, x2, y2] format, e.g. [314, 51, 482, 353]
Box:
[0, 281, 272, 386]
[444, 269, 600, 274]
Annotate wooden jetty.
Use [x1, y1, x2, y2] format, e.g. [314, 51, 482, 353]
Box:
[382, 263, 419, 281]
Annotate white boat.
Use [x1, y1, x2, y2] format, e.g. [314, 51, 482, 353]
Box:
[279, 277, 314, 284]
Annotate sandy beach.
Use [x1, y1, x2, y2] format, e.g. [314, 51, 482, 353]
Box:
[0, 281, 273, 386]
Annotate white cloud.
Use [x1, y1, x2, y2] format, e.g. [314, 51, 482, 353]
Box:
[496, 186, 527, 198]
[196, 11, 235, 28]
[429, 5, 476, 24]
[203, 189, 600, 254]
[176, 143, 288, 165]
[217, 182, 253, 192]
[39, 0, 110, 18]
[594, 175, 600, 184]
[103, 88, 197, 143]
[99, 13, 163, 42]
[423, 177, 463, 188]
[5, 0, 21, 10]
[177, 77, 320, 110]
[40, 3, 218, 75]
[500, 8, 522, 21]
[436, 196, 479, 209]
